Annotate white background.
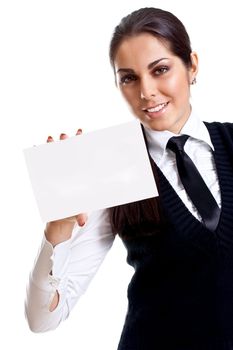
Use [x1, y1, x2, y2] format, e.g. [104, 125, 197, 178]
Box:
[0, 0, 232, 349]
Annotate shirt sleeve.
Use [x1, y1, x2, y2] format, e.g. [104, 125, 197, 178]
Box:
[25, 208, 115, 333]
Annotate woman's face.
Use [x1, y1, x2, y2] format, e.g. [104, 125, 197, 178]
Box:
[114, 33, 198, 133]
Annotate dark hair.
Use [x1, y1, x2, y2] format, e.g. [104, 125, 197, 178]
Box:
[109, 7, 192, 72]
[109, 175, 165, 239]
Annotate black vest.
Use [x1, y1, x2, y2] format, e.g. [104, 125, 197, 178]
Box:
[117, 122, 233, 350]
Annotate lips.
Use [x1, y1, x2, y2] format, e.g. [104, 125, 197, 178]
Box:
[142, 102, 168, 113]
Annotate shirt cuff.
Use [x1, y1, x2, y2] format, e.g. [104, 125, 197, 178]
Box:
[31, 235, 72, 293]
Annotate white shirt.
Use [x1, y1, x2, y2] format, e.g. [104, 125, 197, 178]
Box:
[25, 110, 221, 332]
[144, 110, 221, 220]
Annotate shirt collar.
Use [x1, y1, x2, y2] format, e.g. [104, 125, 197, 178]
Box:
[143, 109, 214, 163]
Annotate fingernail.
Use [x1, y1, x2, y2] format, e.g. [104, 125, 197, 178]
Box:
[47, 136, 53, 141]
[76, 128, 82, 134]
[60, 133, 66, 137]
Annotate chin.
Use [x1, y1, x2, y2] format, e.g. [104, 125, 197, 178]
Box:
[148, 121, 170, 132]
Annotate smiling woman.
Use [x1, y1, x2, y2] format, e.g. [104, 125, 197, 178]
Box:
[25, 7, 233, 350]
[110, 7, 198, 134]
[114, 33, 198, 132]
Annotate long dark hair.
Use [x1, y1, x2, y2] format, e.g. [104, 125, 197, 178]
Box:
[109, 8, 192, 237]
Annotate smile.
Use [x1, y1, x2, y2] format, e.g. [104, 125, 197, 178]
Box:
[143, 102, 169, 113]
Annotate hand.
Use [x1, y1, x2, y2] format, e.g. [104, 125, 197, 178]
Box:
[45, 129, 88, 247]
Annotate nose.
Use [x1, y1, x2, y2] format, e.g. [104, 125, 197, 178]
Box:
[140, 77, 157, 100]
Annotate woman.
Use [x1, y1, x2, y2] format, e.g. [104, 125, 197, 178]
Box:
[25, 7, 233, 349]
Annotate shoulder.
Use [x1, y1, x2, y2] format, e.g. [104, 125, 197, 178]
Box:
[204, 121, 233, 134]
[204, 121, 233, 149]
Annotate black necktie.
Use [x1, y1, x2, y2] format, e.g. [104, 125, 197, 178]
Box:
[167, 135, 220, 231]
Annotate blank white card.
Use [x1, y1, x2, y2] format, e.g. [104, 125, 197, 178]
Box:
[24, 121, 158, 222]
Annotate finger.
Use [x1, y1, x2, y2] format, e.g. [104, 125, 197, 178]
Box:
[76, 128, 83, 135]
[60, 133, 69, 140]
[47, 136, 54, 143]
[76, 213, 88, 227]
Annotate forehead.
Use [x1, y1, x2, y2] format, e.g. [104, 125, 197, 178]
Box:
[114, 33, 173, 69]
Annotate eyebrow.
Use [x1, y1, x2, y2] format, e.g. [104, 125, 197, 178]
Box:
[116, 57, 168, 74]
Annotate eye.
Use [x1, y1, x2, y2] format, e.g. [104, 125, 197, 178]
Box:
[153, 66, 169, 76]
[119, 74, 137, 85]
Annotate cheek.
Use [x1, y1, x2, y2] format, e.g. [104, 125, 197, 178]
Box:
[120, 87, 138, 106]
[163, 75, 190, 101]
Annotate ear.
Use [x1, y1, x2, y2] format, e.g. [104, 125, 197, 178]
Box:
[189, 52, 198, 84]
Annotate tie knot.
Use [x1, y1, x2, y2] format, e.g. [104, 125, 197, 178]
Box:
[167, 134, 189, 153]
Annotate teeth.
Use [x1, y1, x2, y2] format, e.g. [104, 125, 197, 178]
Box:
[146, 103, 167, 113]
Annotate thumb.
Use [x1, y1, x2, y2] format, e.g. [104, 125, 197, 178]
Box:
[76, 213, 88, 227]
